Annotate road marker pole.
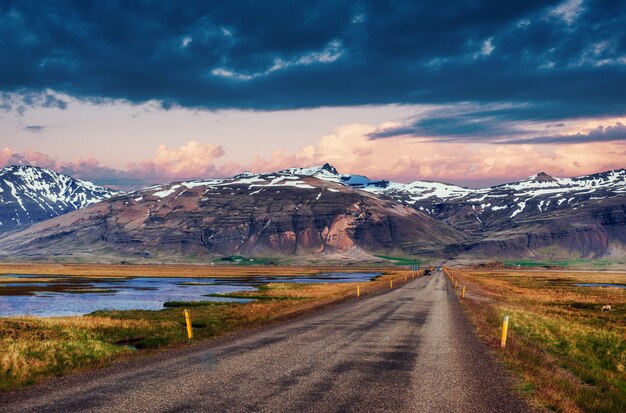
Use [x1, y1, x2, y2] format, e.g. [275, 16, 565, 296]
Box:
[390, 279, 393, 288]
[500, 316, 509, 348]
[357, 286, 360, 297]
[461, 286, 466, 299]
[454, 280, 458, 289]
[184, 309, 193, 340]
[404, 275, 407, 282]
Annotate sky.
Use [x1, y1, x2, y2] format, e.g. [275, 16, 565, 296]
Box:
[0, 0, 625, 189]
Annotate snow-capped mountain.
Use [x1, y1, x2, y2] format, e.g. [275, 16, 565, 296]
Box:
[0, 163, 623, 260]
[258, 164, 626, 258]
[0, 165, 118, 231]
[0, 169, 462, 259]
[274, 162, 480, 203]
[279, 163, 625, 229]
[437, 170, 626, 229]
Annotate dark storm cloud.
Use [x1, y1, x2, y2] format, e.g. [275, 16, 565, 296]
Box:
[0, 91, 68, 114]
[23, 124, 46, 133]
[369, 105, 529, 141]
[369, 102, 626, 144]
[1, 0, 625, 123]
[503, 122, 626, 144]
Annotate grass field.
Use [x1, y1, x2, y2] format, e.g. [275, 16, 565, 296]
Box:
[448, 268, 626, 413]
[0, 263, 389, 278]
[503, 258, 626, 269]
[0, 266, 413, 391]
[374, 255, 424, 266]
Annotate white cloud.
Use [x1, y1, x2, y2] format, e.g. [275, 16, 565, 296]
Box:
[473, 38, 495, 59]
[549, 0, 584, 25]
[211, 40, 344, 81]
[352, 14, 365, 24]
[181, 36, 192, 48]
[210, 68, 254, 81]
[480, 38, 495, 56]
[573, 39, 626, 67]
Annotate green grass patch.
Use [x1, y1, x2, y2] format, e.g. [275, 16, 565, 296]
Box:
[162, 301, 234, 308]
[205, 293, 305, 301]
[135, 337, 170, 349]
[504, 258, 626, 268]
[455, 268, 626, 412]
[218, 255, 279, 265]
[508, 309, 626, 412]
[504, 259, 572, 267]
[374, 255, 423, 266]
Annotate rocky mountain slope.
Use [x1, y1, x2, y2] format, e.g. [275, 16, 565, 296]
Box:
[0, 172, 463, 259]
[0, 165, 117, 232]
[292, 164, 625, 226]
[276, 165, 626, 259]
[0, 164, 623, 260]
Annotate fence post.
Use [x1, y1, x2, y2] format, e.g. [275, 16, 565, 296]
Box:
[501, 316, 509, 348]
[184, 309, 193, 340]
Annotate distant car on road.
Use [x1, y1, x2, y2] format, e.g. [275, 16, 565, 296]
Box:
[424, 269, 432, 275]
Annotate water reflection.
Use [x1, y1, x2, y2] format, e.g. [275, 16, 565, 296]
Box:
[0, 272, 380, 317]
[573, 283, 626, 289]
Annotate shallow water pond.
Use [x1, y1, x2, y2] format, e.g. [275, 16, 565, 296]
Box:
[573, 283, 626, 289]
[0, 272, 380, 317]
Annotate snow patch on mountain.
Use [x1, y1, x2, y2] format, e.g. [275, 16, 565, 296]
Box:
[0, 165, 118, 231]
[261, 163, 626, 226]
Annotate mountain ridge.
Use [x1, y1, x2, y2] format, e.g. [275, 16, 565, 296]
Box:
[0, 172, 464, 260]
[0, 163, 623, 261]
[0, 165, 118, 232]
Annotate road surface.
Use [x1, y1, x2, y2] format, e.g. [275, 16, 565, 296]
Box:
[0, 270, 532, 413]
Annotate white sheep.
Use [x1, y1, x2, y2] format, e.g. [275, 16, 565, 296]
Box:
[601, 305, 611, 311]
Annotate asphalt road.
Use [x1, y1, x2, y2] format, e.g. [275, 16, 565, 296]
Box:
[0, 270, 532, 413]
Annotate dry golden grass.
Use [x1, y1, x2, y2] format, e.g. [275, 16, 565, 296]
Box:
[0, 262, 393, 278]
[448, 267, 626, 413]
[0, 315, 170, 391]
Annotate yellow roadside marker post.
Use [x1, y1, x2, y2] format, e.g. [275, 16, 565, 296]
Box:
[501, 316, 509, 348]
[184, 309, 193, 340]
[455, 280, 458, 289]
[461, 286, 466, 299]
[404, 275, 407, 282]
[390, 279, 393, 288]
[357, 286, 360, 297]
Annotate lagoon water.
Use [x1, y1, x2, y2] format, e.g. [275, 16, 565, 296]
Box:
[0, 272, 381, 317]
[573, 283, 626, 289]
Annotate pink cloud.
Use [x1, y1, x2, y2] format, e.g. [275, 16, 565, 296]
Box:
[0, 148, 131, 189]
[0, 142, 229, 189]
[243, 123, 626, 186]
[1, 124, 624, 190]
[127, 140, 226, 182]
[0, 147, 57, 169]
[0, 147, 15, 166]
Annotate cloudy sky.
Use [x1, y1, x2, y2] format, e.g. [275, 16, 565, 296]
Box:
[1, 0, 625, 189]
